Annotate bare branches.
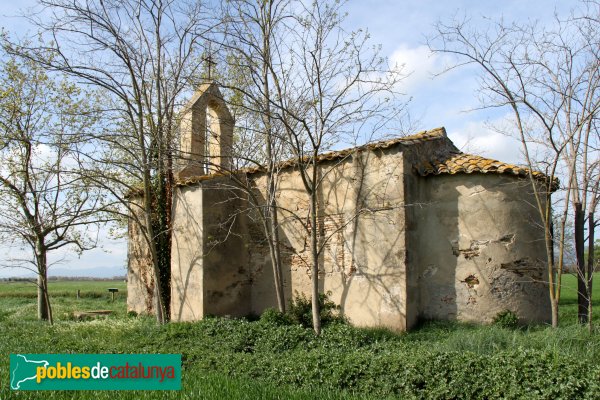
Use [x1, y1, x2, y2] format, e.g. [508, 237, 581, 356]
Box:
[4, 0, 220, 324]
[0, 50, 113, 323]
[221, 0, 408, 334]
[429, 3, 600, 327]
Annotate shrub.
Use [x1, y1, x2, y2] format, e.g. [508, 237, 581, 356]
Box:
[287, 291, 347, 328]
[259, 308, 294, 326]
[493, 309, 519, 329]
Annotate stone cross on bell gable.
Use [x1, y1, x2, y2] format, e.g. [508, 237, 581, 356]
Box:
[205, 53, 216, 81]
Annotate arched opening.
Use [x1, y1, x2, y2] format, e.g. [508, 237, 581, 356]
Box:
[177, 82, 234, 179]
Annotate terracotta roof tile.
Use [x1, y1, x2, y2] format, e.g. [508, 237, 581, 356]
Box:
[177, 127, 448, 186]
[417, 152, 559, 190]
[173, 127, 557, 190]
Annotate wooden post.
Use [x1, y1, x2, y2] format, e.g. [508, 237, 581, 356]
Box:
[108, 288, 119, 302]
[77, 289, 80, 299]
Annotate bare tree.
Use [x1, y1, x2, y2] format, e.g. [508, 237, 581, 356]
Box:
[208, 0, 294, 312]
[0, 51, 110, 324]
[429, 1, 600, 327]
[566, 1, 600, 328]
[257, 0, 406, 334]
[6, 0, 214, 324]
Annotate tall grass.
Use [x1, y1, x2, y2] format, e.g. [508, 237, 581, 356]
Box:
[0, 277, 598, 399]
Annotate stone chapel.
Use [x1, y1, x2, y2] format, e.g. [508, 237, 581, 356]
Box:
[127, 82, 552, 330]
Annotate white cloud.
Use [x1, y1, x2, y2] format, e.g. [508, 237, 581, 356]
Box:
[448, 118, 523, 164]
[447, 112, 565, 169]
[389, 44, 457, 92]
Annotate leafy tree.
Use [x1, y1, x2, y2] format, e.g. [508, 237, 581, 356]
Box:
[6, 0, 214, 323]
[0, 51, 110, 324]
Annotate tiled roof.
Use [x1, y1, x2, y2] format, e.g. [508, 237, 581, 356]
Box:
[257, 127, 447, 169]
[416, 152, 559, 189]
[177, 127, 448, 186]
[173, 127, 557, 190]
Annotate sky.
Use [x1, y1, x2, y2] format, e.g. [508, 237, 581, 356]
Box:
[0, 0, 582, 277]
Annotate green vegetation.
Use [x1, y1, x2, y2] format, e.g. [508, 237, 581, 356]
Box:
[0, 280, 126, 298]
[492, 310, 519, 329]
[559, 273, 600, 322]
[0, 280, 128, 322]
[0, 277, 599, 399]
[282, 291, 347, 328]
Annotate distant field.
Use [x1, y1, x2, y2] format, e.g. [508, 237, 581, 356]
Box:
[0, 280, 128, 321]
[0, 279, 127, 298]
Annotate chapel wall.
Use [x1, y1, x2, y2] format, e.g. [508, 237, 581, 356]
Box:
[169, 177, 251, 321]
[201, 179, 251, 317]
[128, 130, 552, 329]
[170, 185, 205, 321]
[247, 147, 411, 330]
[411, 173, 551, 324]
[126, 196, 156, 315]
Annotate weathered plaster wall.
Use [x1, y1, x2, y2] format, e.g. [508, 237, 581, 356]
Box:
[402, 140, 460, 328]
[170, 185, 204, 321]
[126, 197, 155, 315]
[170, 179, 250, 321]
[247, 148, 410, 330]
[128, 134, 551, 329]
[411, 173, 550, 324]
[201, 179, 251, 317]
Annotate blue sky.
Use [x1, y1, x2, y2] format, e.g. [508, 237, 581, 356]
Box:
[344, 0, 579, 161]
[0, 0, 580, 277]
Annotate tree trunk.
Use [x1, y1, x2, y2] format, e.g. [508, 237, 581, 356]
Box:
[575, 202, 587, 323]
[309, 188, 321, 335]
[551, 297, 559, 328]
[44, 279, 54, 325]
[165, 161, 174, 320]
[588, 213, 594, 333]
[545, 217, 560, 328]
[138, 112, 166, 325]
[262, 21, 285, 313]
[35, 244, 53, 324]
[259, 192, 286, 313]
[153, 27, 171, 320]
[268, 181, 285, 312]
[155, 171, 171, 320]
[146, 208, 166, 325]
[37, 272, 48, 321]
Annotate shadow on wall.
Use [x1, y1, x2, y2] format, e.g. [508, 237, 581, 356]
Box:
[201, 182, 252, 317]
[322, 149, 408, 328]
[170, 185, 205, 321]
[170, 179, 257, 321]
[167, 150, 549, 327]
[415, 174, 549, 324]
[246, 147, 411, 330]
[412, 174, 460, 323]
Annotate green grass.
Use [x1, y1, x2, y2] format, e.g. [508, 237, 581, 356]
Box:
[0, 280, 127, 298]
[0, 277, 599, 399]
[557, 272, 599, 323]
[0, 280, 128, 321]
